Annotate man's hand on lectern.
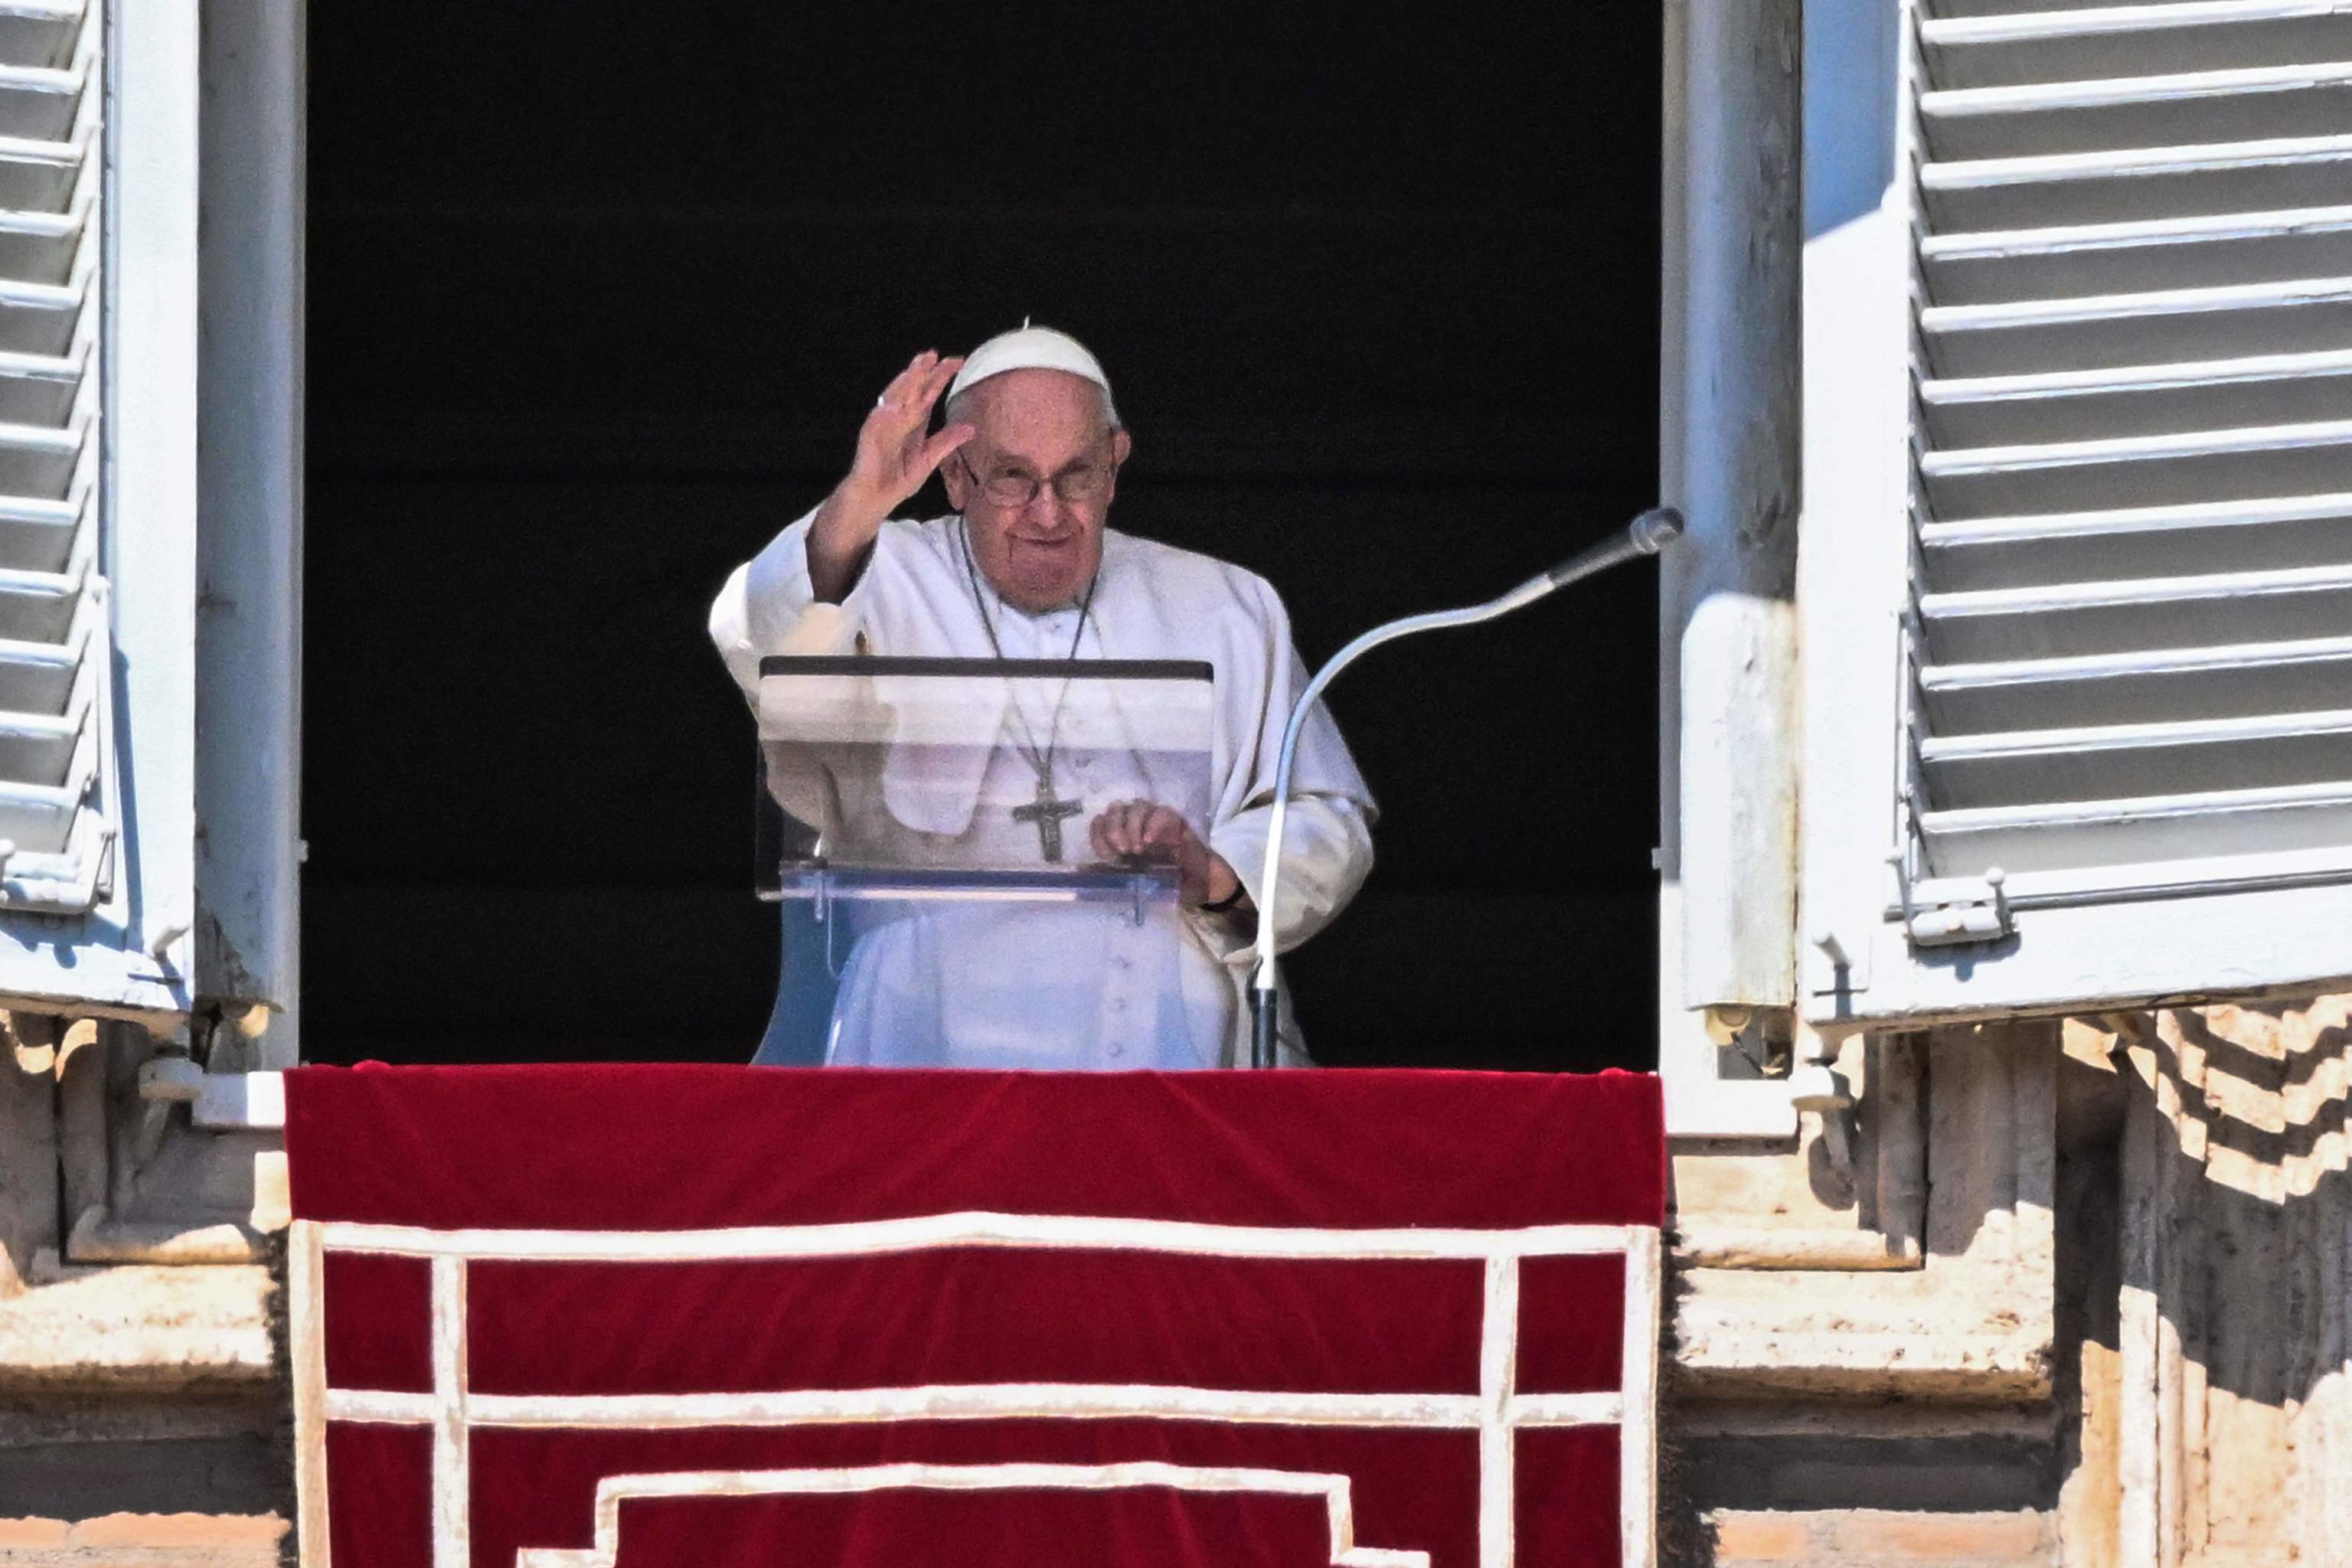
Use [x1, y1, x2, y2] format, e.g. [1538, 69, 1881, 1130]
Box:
[1089, 800, 1245, 911]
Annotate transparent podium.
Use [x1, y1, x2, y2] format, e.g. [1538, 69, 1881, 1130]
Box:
[751, 655, 1224, 1067]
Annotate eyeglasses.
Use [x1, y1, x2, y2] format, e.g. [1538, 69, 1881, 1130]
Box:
[955, 443, 1117, 508]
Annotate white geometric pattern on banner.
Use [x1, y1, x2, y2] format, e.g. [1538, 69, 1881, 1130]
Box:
[509, 1462, 1432, 1568]
[288, 1211, 1665, 1568]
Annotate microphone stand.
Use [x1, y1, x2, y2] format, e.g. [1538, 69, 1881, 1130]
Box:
[1246, 506, 1684, 1069]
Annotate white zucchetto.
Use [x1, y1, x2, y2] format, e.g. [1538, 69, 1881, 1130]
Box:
[948, 324, 1118, 422]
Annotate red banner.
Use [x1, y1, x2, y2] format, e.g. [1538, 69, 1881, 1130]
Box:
[286, 1067, 1664, 1567]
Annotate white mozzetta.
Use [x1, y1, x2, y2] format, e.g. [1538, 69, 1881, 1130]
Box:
[1796, 0, 2352, 1021]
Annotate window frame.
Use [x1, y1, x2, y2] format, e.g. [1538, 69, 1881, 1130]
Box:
[1656, 0, 1811, 1139]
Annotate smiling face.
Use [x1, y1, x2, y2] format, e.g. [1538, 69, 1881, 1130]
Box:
[940, 368, 1132, 614]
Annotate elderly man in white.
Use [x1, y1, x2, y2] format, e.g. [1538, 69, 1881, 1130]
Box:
[710, 326, 1374, 1068]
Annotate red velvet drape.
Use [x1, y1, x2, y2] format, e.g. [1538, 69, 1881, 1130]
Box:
[289, 1066, 1664, 1567]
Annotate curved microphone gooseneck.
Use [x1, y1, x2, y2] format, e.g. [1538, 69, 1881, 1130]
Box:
[1246, 506, 1684, 1069]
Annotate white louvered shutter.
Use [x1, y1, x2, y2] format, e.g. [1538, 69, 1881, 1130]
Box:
[0, 0, 213, 1024]
[0, 0, 107, 914]
[1800, 0, 2352, 1023]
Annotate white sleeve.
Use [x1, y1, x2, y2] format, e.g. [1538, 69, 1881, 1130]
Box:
[1206, 795, 1375, 961]
[1197, 570, 1378, 964]
[706, 506, 870, 699]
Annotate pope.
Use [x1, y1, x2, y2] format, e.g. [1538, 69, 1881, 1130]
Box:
[710, 325, 1374, 1068]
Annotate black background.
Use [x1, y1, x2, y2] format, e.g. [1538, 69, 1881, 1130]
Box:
[300, 6, 1664, 1070]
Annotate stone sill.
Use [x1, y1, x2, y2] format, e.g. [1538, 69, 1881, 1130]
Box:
[0, 1266, 274, 1393]
[0, 1512, 285, 1559]
[1674, 1264, 2053, 1402]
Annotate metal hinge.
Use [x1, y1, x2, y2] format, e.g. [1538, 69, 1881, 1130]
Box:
[1888, 792, 2014, 949]
[1888, 853, 2011, 946]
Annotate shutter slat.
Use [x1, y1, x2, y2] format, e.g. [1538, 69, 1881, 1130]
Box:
[1919, 778, 2352, 874]
[1925, 0, 2260, 17]
[1923, 63, 2352, 160]
[1921, 492, 2352, 587]
[0, 207, 82, 287]
[1920, 705, 2352, 806]
[0, 344, 82, 397]
[0, 632, 76, 712]
[1924, 276, 2352, 374]
[1921, 560, 2352, 658]
[1920, 417, 2352, 514]
[1922, 348, 2352, 445]
[1925, 634, 2352, 730]
[0, 64, 76, 144]
[1923, 206, 2352, 302]
[1923, 133, 2352, 230]
[0, 7, 83, 74]
[1920, 4, 2352, 91]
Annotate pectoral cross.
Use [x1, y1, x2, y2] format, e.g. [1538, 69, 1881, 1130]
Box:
[1011, 776, 1085, 864]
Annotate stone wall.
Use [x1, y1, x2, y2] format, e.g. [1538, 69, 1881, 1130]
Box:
[1668, 997, 2352, 1567]
[0, 1025, 288, 1566]
[0, 1275, 286, 1566]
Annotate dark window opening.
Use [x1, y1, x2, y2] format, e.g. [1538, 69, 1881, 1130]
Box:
[301, 7, 1664, 1070]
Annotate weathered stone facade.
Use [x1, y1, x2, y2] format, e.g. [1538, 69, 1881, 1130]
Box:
[1673, 998, 2352, 1565]
[0, 1024, 286, 1564]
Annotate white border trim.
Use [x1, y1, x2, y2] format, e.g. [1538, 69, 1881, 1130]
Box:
[290, 1212, 1663, 1568]
[1478, 1254, 1519, 1568]
[430, 1256, 469, 1568]
[511, 1462, 1429, 1568]
[288, 1220, 332, 1568]
[315, 1213, 1637, 1263]
[1619, 1227, 1664, 1568]
[326, 1385, 1624, 1432]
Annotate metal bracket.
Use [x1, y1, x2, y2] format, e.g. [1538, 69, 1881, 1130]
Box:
[1887, 848, 2011, 947]
[1889, 792, 2013, 948]
[138, 1060, 286, 1129]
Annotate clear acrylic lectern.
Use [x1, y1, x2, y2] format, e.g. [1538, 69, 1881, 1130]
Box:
[751, 655, 1217, 1066]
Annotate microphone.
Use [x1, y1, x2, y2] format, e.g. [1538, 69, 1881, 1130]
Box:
[1245, 505, 1684, 1069]
[1548, 505, 1684, 589]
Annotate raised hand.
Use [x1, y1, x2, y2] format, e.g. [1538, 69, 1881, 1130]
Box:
[846, 350, 975, 515]
[808, 350, 975, 603]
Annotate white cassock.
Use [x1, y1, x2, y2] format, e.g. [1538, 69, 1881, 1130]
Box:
[709, 509, 1377, 1069]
